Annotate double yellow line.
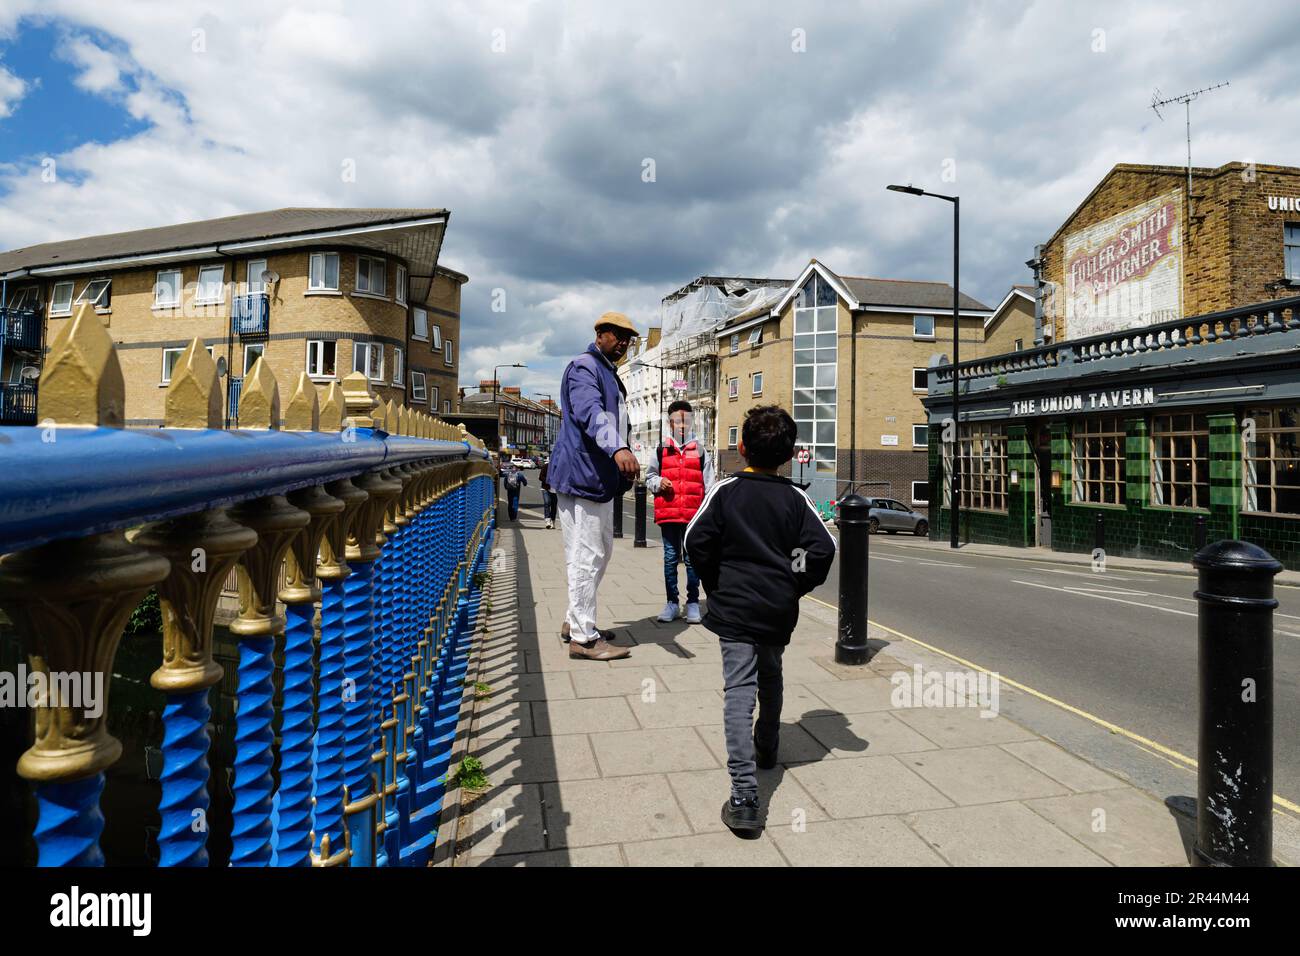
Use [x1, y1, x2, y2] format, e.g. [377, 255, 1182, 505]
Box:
[803, 593, 1300, 818]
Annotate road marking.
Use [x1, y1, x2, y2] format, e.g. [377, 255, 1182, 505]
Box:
[1041, 567, 1146, 582]
[801, 592, 1300, 817]
[910, 559, 973, 569]
[1013, 579, 1197, 617]
[870, 555, 906, 564]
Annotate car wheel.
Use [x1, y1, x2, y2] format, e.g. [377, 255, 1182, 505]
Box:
[867, 517, 879, 534]
[915, 520, 929, 536]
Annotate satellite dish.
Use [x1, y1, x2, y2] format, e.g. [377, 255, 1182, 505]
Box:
[19, 365, 40, 380]
[215, 356, 228, 379]
[260, 270, 279, 285]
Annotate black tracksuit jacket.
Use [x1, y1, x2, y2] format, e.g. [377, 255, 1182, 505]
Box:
[683, 470, 837, 645]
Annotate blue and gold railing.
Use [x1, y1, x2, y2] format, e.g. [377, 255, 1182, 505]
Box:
[0, 304, 495, 867]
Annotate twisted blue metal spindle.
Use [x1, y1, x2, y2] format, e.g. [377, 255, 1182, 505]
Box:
[230, 634, 276, 866]
[270, 600, 315, 866]
[312, 577, 347, 854]
[156, 687, 214, 866]
[342, 559, 376, 866]
[33, 775, 106, 867]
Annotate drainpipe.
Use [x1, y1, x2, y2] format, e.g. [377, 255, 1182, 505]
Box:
[1027, 245, 1046, 346]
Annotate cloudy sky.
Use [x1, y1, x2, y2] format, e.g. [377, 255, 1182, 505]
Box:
[0, 1, 1295, 397]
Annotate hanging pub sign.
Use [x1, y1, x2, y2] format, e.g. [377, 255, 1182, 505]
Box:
[1012, 386, 1156, 417]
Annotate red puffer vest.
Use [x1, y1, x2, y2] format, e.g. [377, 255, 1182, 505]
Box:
[653, 439, 706, 524]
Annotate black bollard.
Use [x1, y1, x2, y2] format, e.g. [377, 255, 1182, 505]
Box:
[633, 481, 648, 548]
[1094, 511, 1105, 552]
[1194, 514, 1208, 551]
[835, 494, 871, 665]
[1192, 540, 1279, 867]
[612, 491, 624, 538]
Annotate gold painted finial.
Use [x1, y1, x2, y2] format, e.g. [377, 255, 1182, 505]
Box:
[341, 371, 376, 428]
[38, 302, 126, 427]
[164, 338, 222, 428]
[382, 398, 398, 435]
[237, 356, 280, 429]
[284, 372, 320, 432]
[320, 381, 344, 432]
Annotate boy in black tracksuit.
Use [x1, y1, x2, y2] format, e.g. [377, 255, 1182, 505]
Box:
[685, 405, 836, 834]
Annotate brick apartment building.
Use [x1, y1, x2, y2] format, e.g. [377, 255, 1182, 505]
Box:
[0, 208, 465, 426]
[460, 380, 560, 456]
[925, 161, 1300, 568]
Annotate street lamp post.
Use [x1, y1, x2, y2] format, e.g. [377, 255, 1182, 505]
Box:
[493, 362, 527, 455]
[534, 392, 553, 452]
[888, 183, 961, 549]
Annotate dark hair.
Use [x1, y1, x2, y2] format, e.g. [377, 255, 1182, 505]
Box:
[667, 400, 692, 416]
[741, 405, 797, 469]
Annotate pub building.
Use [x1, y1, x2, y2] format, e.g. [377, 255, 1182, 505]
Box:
[924, 160, 1300, 568]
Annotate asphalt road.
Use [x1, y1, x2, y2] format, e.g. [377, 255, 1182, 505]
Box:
[506, 480, 1300, 806]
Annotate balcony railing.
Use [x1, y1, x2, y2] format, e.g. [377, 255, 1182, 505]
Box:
[228, 375, 243, 420]
[0, 306, 42, 352]
[0, 305, 495, 868]
[931, 296, 1300, 392]
[231, 292, 270, 336]
[0, 382, 36, 425]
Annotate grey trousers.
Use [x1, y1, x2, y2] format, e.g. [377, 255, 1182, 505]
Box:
[720, 638, 785, 797]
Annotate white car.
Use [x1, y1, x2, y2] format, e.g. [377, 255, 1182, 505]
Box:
[510, 456, 534, 468]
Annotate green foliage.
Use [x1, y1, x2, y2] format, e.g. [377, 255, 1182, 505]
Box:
[125, 589, 162, 638]
[472, 570, 490, 590]
[452, 755, 489, 791]
[472, 680, 491, 699]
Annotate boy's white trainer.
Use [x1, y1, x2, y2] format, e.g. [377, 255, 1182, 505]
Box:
[685, 602, 702, 624]
[657, 602, 679, 623]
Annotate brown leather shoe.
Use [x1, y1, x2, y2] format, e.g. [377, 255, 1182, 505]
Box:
[568, 638, 631, 661]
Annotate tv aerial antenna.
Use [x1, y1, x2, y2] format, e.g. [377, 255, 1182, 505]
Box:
[1150, 81, 1229, 222]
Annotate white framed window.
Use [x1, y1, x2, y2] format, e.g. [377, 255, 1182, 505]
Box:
[195, 265, 225, 305]
[728, 377, 739, 399]
[912, 424, 929, 448]
[75, 278, 112, 311]
[728, 426, 738, 447]
[442, 399, 451, 413]
[752, 372, 763, 395]
[154, 270, 182, 308]
[306, 340, 337, 378]
[913, 315, 936, 339]
[730, 333, 740, 355]
[9, 286, 39, 311]
[309, 252, 340, 291]
[356, 255, 386, 296]
[243, 342, 265, 374]
[49, 281, 75, 316]
[748, 326, 764, 347]
[161, 347, 185, 384]
[246, 258, 268, 294]
[911, 480, 930, 505]
[1286, 224, 1300, 281]
[353, 342, 384, 382]
[444, 339, 454, 366]
[396, 264, 407, 305]
[431, 325, 442, 349]
[913, 368, 928, 393]
[392, 346, 404, 385]
[431, 384, 440, 409]
[412, 307, 429, 340]
[411, 371, 427, 402]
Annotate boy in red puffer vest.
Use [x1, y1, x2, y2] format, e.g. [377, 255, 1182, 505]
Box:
[646, 400, 716, 624]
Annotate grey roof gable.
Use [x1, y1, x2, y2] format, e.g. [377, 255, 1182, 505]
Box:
[840, 276, 991, 312]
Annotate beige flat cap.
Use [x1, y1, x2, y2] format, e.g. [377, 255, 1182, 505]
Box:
[595, 311, 638, 335]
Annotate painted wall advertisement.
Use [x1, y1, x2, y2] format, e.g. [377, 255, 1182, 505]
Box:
[1063, 188, 1183, 339]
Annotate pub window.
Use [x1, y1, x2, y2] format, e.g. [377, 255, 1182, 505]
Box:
[950, 423, 1008, 513]
[1071, 416, 1126, 505]
[1243, 406, 1300, 515]
[1150, 413, 1209, 509]
[1286, 223, 1300, 282]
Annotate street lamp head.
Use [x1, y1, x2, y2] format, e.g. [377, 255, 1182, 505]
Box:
[887, 183, 925, 196]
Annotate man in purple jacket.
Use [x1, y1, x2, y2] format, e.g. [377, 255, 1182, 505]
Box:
[548, 312, 641, 660]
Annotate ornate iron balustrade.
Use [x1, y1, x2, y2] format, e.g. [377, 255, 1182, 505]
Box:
[931, 296, 1300, 389]
[0, 304, 496, 867]
[0, 382, 36, 425]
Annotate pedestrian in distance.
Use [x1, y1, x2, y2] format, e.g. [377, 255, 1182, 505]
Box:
[684, 404, 837, 835]
[503, 462, 527, 520]
[646, 399, 715, 624]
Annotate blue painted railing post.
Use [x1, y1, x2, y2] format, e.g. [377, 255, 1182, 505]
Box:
[135, 509, 257, 867]
[226, 493, 311, 866]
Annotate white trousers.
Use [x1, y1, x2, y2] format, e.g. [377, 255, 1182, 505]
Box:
[559, 493, 614, 644]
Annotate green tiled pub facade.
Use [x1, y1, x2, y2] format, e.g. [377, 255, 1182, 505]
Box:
[925, 297, 1300, 570]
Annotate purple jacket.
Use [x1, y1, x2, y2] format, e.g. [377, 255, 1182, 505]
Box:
[548, 343, 630, 502]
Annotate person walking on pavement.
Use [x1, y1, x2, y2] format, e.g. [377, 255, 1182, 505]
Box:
[539, 460, 558, 529]
[503, 462, 527, 521]
[646, 399, 715, 625]
[547, 311, 641, 661]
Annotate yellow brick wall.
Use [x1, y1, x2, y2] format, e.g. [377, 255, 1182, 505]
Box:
[981, 295, 1036, 355]
[406, 270, 464, 414]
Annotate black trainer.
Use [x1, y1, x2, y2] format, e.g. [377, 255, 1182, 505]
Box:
[754, 737, 778, 770]
[721, 794, 763, 834]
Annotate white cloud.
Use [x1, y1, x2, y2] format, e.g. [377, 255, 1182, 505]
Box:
[0, 62, 26, 118]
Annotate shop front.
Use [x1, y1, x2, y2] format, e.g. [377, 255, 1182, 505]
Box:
[925, 296, 1300, 568]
